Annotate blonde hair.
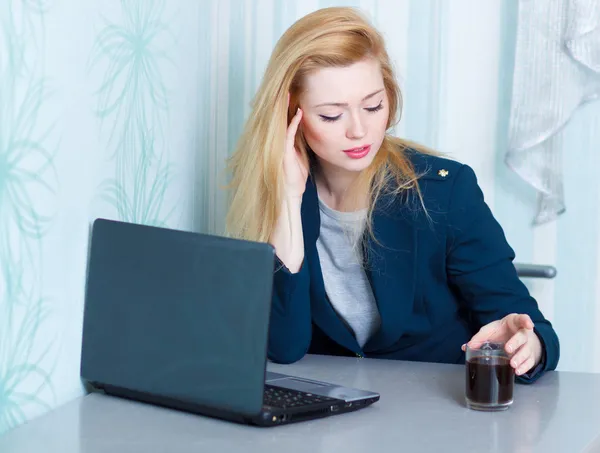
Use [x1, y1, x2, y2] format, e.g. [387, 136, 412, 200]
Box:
[226, 6, 435, 243]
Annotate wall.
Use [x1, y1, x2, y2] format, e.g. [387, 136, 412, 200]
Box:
[0, 0, 200, 432]
[1, 0, 598, 434]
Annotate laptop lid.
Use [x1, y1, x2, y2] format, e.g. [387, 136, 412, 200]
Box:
[81, 218, 275, 417]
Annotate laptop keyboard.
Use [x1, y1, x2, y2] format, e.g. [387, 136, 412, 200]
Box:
[263, 385, 336, 409]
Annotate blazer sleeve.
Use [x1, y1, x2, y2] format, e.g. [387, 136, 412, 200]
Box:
[445, 164, 560, 383]
[268, 256, 313, 364]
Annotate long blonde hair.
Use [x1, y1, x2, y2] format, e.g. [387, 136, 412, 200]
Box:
[226, 6, 434, 243]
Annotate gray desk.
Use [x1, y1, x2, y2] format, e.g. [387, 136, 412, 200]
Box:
[2, 355, 600, 453]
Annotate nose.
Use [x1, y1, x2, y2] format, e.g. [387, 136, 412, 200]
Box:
[346, 111, 366, 140]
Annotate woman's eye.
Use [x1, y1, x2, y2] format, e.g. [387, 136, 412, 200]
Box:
[319, 114, 342, 123]
[365, 102, 383, 113]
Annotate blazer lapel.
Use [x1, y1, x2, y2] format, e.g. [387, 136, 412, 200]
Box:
[301, 176, 362, 353]
[363, 192, 418, 352]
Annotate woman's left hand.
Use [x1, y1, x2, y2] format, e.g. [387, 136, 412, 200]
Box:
[462, 313, 543, 376]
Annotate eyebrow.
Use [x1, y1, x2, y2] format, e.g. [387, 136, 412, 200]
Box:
[313, 88, 385, 108]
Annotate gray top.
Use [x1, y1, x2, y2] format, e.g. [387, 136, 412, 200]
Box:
[316, 197, 380, 348]
[2, 355, 600, 453]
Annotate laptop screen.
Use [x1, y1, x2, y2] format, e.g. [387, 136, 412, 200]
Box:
[81, 219, 275, 417]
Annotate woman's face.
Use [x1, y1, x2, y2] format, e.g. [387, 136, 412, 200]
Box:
[299, 58, 390, 176]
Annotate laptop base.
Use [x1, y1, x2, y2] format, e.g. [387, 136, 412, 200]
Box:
[92, 382, 378, 427]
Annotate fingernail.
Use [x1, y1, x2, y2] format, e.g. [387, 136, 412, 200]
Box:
[506, 345, 513, 353]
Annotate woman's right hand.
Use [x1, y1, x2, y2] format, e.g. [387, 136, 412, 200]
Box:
[283, 106, 309, 199]
[268, 101, 308, 273]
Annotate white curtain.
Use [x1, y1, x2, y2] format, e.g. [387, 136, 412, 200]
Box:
[507, 0, 600, 224]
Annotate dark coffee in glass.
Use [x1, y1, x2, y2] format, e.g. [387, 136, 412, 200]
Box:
[465, 342, 515, 411]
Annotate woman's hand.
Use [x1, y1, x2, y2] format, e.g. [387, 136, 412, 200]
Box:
[283, 98, 309, 199]
[462, 313, 543, 376]
[268, 96, 309, 273]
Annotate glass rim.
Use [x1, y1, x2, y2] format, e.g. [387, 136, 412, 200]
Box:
[465, 341, 507, 352]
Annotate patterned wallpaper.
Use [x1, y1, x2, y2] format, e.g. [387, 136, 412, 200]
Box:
[0, 0, 59, 431]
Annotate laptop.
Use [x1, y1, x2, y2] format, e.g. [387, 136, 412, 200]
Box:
[80, 218, 380, 427]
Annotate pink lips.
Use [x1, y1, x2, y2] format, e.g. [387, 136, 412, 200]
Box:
[343, 144, 371, 159]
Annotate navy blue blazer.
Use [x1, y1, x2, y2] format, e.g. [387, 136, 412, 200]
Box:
[268, 150, 559, 383]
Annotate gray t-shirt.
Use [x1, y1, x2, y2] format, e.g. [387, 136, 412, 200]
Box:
[316, 197, 381, 348]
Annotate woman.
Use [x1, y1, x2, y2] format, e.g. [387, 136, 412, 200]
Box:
[226, 7, 559, 383]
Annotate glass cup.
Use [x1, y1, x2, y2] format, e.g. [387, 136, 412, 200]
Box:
[465, 341, 515, 411]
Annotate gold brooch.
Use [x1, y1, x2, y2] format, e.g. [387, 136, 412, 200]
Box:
[438, 169, 449, 178]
